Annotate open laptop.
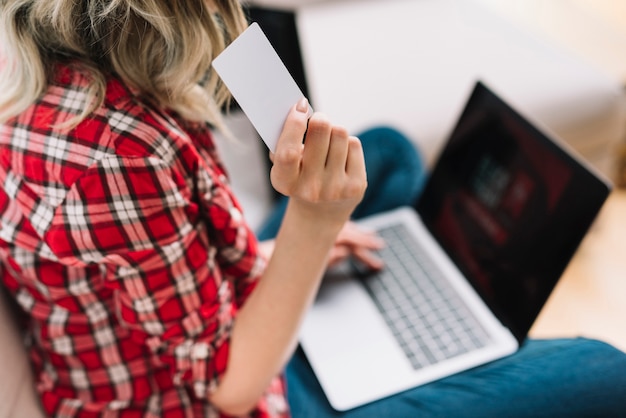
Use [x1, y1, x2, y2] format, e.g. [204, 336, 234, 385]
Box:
[298, 81, 612, 411]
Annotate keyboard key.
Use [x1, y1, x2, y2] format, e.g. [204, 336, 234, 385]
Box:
[361, 224, 492, 369]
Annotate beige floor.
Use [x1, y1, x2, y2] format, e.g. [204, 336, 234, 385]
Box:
[530, 188, 626, 352]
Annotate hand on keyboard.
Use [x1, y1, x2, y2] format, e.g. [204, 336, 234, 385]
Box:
[327, 221, 385, 271]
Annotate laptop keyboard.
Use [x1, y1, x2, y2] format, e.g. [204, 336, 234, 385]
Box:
[360, 223, 492, 370]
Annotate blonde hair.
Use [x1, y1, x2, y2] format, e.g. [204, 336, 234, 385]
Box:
[0, 0, 248, 127]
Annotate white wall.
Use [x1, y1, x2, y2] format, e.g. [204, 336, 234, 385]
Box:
[474, 0, 626, 84]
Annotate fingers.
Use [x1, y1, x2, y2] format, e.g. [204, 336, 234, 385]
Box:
[273, 97, 354, 178]
[336, 222, 384, 248]
[300, 113, 332, 177]
[332, 222, 385, 271]
[327, 245, 351, 269]
[275, 97, 310, 152]
[300, 116, 354, 190]
[325, 126, 350, 176]
[271, 98, 367, 225]
[352, 247, 384, 271]
[345, 136, 366, 180]
[327, 243, 384, 271]
[271, 98, 310, 192]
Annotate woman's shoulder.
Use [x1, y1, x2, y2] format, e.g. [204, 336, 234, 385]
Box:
[6, 62, 208, 172]
[0, 63, 210, 211]
[54, 63, 200, 159]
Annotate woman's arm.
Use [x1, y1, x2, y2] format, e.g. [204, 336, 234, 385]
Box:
[258, 221, 385, 272]
[209, 99, 368, 414]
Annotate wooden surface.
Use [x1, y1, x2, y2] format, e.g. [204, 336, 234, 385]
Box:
[530, 189, 626, 352]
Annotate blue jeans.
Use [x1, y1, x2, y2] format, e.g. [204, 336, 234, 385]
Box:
[257, 127, 626, 417]
[286, 338, 626, 417]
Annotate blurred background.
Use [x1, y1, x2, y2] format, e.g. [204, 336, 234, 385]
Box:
[241, 0, 626, 352]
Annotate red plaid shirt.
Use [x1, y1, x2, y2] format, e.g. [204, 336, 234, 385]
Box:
[0, 63, 288, 417]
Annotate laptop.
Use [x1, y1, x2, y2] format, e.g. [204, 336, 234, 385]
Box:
[298, 81, 612, 411]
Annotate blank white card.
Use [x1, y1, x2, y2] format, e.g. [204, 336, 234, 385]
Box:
[212, 22, 311, 152]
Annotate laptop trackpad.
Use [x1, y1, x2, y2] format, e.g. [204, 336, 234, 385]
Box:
[299, 266, 420, 408]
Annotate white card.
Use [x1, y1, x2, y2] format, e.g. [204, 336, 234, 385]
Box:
[212, 22, 311, 152]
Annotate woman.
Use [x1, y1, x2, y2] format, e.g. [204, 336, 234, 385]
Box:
[0, 0, 374, 416]
[0, 1, 624, 417]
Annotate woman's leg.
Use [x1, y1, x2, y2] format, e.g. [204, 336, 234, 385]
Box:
[350, 126, 426, 219]
[286, 338, 626, 418]
[256, 126, 426, 241]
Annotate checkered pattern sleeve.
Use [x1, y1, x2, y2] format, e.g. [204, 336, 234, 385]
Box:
[42, 153, 258, 398]
[198, 163, 267, 309]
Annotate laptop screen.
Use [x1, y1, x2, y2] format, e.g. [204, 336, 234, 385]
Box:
[416, 81, 611, 343]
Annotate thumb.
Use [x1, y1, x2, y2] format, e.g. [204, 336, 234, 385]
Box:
[270, 98, 310, 194]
